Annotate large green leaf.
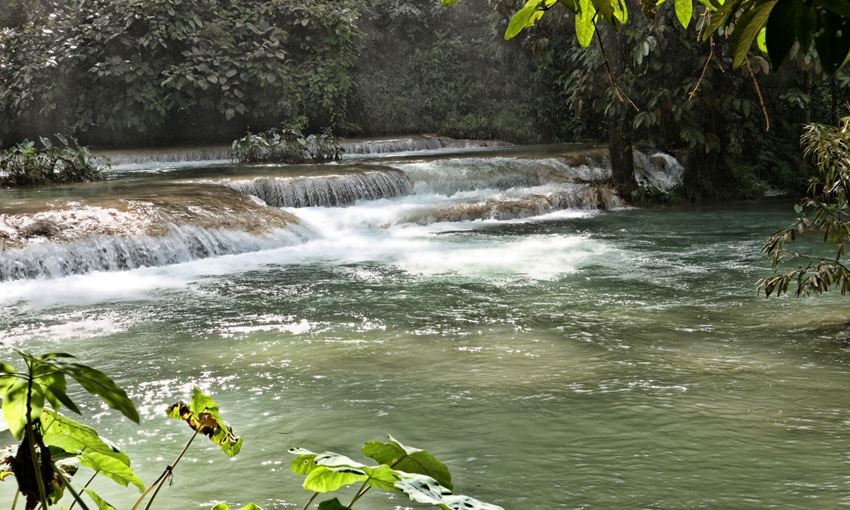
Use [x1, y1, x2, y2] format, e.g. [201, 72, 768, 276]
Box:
[394, 473, 505, 510]
[576, 0, 597, 47]
[51, 361, 138, 423]
[395, 473, 451, 506]
[505, 0, 542, 40]
[41, 409, 130, 466]
[728, 0, 779, 68]
[167, 388, 243, 456]
[2, 379, 43, 439]
[289, 447, 319, 475]
[362, 436, 453, 490]
[86, 489, 117, 510]
[80, 451, 144, 492]
[317, 499, 349, 510]
[34, 365, 81, 415]
[303, 465, 369, 493]
[765, 0, 800, 69]
[675, 0, 693, 28]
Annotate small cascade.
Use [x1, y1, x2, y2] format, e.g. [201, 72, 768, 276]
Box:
[0, 186, 310, 281]
[396, 157, 612, 195]
[633, 151, 684, 191]
[222, 169, 413, 208]
[0, 226, 306, 281]
[98, 146, 232, 167]
[340, 136, 510, 155]
[405, 185, 620, 224]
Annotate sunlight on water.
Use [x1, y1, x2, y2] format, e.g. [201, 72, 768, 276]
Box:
[1, 150, 850, 509]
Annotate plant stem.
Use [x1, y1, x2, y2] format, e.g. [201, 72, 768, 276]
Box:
[11, 490, 18, 510]
[131, 430, 199, 510]
[301, 492, 318, 510]
[68, 472, 98, 510]
[348, 486, 371, 508]
[52, 464, 91, 510]
[24, 361, 49, 510]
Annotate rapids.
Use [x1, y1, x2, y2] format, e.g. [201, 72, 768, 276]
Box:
[2, 142, 842, 510]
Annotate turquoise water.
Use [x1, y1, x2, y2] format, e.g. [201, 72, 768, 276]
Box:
[1, 156, 849, 509]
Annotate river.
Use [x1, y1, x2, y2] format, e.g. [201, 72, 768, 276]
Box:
[1, 140, 848, 509]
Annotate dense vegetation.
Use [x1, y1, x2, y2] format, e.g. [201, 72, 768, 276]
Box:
[232, 128, 343, 164]
[0, 350, 500, 510]
[0, 136, 105, 187]
[0, 0, 847, 198]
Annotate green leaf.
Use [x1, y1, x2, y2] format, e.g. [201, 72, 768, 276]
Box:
[85, 489, 117, 510]
[361, 464, 402, 492]
[675, 0, 693, 28]
[703, 0, 743, 41]
[765, 0, 800, 69]
[794, 2, 817, 53]
[814, 11, 850, 74]
[33, 364, 81, 415]
[289, 448, 318, 475]
[52, 362, 139, 423]
[210, 504, 263, 510]
[41, 409, 131, 466]
[504, 0, 544, 40]
[362, 436, 453, 490]
[2, 379, 43, 440]
[303, 466, 369, 493]
[729, 0, 779, 68]
[395, 473, 451, 506]
[576, 0, 597, 47]
[167, 388, 243, 456]
[317, 499, 349, 510]
[80, 451, 144, 492]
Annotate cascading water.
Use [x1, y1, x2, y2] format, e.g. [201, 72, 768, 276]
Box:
[0, 144, 684, 283]
[340, 135, 509, 155]
[0, 186, 311, 282]
[219, 168, 413, 207]
[0, 226, 307, 281]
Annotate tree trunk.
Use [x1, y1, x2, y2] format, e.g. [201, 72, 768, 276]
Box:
[601, 25, 637, 199]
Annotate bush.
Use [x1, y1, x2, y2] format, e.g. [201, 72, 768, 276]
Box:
[232, 127, 343, 164]
[0, 135, 106, 187]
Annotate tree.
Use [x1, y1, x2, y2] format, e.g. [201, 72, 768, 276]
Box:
[442, 0, 850, 195]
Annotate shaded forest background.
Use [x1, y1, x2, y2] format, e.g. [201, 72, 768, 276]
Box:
[1, 0, 848, 197]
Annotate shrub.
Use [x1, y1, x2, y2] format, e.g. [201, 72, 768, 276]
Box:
[0, 135, 106, 187]
[232, 128, 343, 164]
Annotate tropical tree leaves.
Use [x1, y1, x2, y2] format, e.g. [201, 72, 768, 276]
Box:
[493, 0, 850, 73]
[0, 351, 138, 440]
[166, 387, 243, 456]
[362, 435, 453, 490]
[289, 438, 502, 510]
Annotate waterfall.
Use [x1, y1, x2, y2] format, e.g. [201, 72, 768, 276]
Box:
[0, 186, 311, 282]
[405, 185, 620, 224]
[221, 169, 413, 207]
[395, 157, 612, 195]
[0, 226, 309, 282]
[633, 151, 685, 191]
[340, 136, 510, 155]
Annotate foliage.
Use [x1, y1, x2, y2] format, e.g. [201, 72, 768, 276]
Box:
[0, 135, 106, 188]
[350, 0, 541, 143]
[760, 118, 850, 296]
[0, 352, 499, 510]
[447, 0, 850, 75]
[0, 0, 361, 146]
[0, 350, 140, 509]
[232, 128, 343, 164]
[289, 435, 502, 510]
[166, 387, 243, 457]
